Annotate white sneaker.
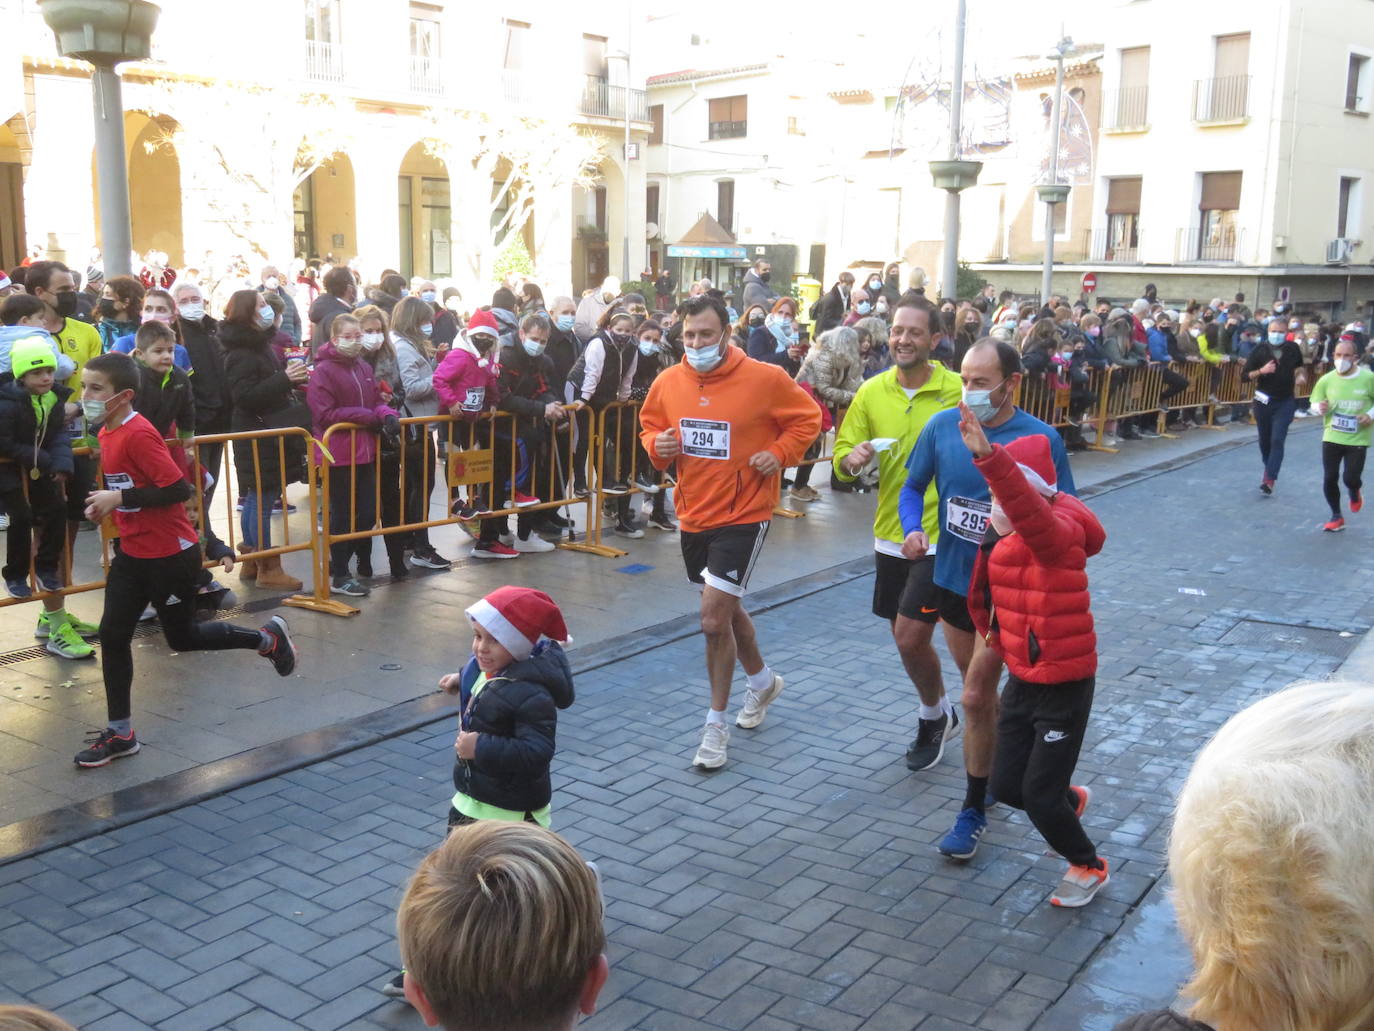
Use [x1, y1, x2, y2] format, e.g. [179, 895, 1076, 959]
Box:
[693, 722, 729, 769]
[736, 673, 784, 729]
[0, 512, 8, 530]
[513, 534, 555, 553]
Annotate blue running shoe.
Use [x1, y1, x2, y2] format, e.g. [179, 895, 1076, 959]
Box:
[938, 806, 988, 860]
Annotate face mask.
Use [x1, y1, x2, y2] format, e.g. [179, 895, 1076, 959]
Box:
[1142, 319, 1155, 331]
[362, 331, 384, 351]
[868, 279, 881, 291]
[1268, 332, 1285, 345]
[97, 298, 120, 319]
[420, 323, 433, 338]
[749, 313, 765, 326]
[256, 306, 274, 328]
[685, 338, 725, 373]
[962, 381, 1005, 424]
[143, 309, 173, 325]
[638, 339, 659, 357]
[876, 302, 889, 315]
[1189, 328, 1201, 338]
[758, 271, 771, 283]
[53, 292, 78, 318]
[421, 290, 436, 303]
[334, 338, 363, 358]
[81, 397, 108, 423]
[856, 301, 871, 315]
[989, 500, 1012, 536]
[1061, 348, 1074, 358]
[522, 338, 546, 357]
[1337, 358, 1355, 374]
[471, 333, 495, 353]
[555, 314, 575, 332]
[265, 276, 280, 290]
[178, 302, 204, 321]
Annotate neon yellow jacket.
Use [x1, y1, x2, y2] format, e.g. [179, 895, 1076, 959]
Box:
[1197, 327, 1224, 365]
[833, 362, 962, 552]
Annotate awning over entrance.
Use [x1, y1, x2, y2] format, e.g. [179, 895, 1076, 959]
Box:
[668, 213, 746, 260]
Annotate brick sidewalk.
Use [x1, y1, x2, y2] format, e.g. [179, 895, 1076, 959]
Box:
[3, 433, 1371, 1030]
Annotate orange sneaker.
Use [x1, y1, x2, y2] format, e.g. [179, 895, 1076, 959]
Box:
[1069, 784, 1092, 819]
[1352, 491, 1363, 513]
[1323, 517, 1346, 532]
[1051, 858, 1109, 908]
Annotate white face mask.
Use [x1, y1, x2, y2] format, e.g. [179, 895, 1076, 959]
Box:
[178, 302, 204, 321]
[420, 323, 433, 338]
[1337, 358, 1355, 374]
[334, 338, 363, 358]
[362, 331, 384, 351]
[264, 276, 280, 290]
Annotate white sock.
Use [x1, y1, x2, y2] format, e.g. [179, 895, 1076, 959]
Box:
[941, 695, 954, 717]
[746, 665, 773, 693]
[919, 701, 944, 721]
[705, 708, 726, 726]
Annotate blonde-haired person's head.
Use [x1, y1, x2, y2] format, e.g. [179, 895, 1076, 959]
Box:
[1170, 680, 1374, 1031]
[0, 1005, 79, 1031]
[397, 821, 608, 1031]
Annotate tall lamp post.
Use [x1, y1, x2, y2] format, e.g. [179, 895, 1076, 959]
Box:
[39, 0, 160, 278]
[1037, 35, 1074, 304]
[928, 0, 981, 301]
[612, 48, 633, 283]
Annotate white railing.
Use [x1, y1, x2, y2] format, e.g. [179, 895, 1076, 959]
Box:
[410, 55, 442, 96]
[305, 39, 344, 84]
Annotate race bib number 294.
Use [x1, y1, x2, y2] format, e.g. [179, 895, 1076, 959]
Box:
[679, 418, 730, 460]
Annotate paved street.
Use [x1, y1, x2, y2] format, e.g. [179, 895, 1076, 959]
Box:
[3, 420, 1372, 1031]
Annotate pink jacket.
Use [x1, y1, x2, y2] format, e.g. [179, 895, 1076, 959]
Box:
[306, 341, 397, 465]
[434, 338, 502, 421]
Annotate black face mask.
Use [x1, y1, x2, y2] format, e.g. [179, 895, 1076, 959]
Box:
[749, 313, 765, 326]
[53, 291, 79, 318]
[97, 298, 120, 320]
[758, 271, 771, 283]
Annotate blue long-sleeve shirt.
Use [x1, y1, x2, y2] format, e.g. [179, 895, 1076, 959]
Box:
[1146, 327, 1170, 362]
[898, 407, 1076, 595]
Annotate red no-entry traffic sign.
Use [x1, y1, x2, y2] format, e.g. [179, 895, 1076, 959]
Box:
[1081, 272, 1098, 293]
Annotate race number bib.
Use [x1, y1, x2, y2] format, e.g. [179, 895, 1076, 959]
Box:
[945, 495, 990, 543]
[680, 418, 730, 460]
[1332, 413, 1360, 434]
[103, 471, 139, 513]
[462, 387, 486, 412]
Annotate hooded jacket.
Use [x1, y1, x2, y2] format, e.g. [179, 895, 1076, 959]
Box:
[0, 375, 74, 492]
[497, 342, 557, 422]
[451, 642, 575, 814]
[134, 361, 196, 440]
[306, 340, 396, 465]
[0, 326, 76, 384]
[740, 269, 780, 313]
[490, 307, 519, 351]
[434, 334, 502, 421]
[638, 344, 822, 532]
[967, 444, 1105, 684]
[308, 292, 353, 345]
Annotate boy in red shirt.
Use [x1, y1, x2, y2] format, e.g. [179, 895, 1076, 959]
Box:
[75, 353, 298, 768]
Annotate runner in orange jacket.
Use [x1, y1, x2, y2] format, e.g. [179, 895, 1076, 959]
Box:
[639, 294, 821, 769]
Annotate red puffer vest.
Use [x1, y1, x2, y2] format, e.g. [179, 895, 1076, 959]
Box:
[966, 443, 1105, 684]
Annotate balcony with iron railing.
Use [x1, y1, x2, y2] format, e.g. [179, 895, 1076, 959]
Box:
[305, 39, 344, 84]
[410, 55, 442, 96]
[1103, 86, 1149, 131]
[1085, 228, 1141, 264]
[1175, 225, 1244, 264]
[579, 74, 650, 122]
[1192, 74, 1250, 123]
[503, 68, 533, 106]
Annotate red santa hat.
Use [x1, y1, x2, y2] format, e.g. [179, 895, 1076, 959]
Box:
[1001, 435, 1058, 497]
[465, 308, 499, 340]
[465, 586, 571, 661]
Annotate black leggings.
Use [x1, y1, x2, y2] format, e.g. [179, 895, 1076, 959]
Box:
[990, 674, 1097, 868]
[328, 462, 377, 578]
[100, 545, 263, 722]
[1323, 441, 1368, 518]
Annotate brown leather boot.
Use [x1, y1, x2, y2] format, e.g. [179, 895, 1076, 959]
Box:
[255, 553, 303, 591]
[237, 544, 258, 581]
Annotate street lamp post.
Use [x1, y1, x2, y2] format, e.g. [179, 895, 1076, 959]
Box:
[927, 0, 981, 301]
[1038, 36, 1074, 305]
[613, 40, 633, 283]
[38, 0, 161, 278]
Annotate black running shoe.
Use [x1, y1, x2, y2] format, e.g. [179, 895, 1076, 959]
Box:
[259, 615, 297, 677]
[906, 707, 961, 771]
[75, 728, 141, 768]
[380, 970, 408, 999]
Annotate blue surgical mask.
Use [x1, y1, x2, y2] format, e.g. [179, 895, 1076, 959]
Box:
[257, 305, 274, 327]
[555, 314, 575, 332]
[856, 301, 872, 315]
[522, 339, 546, 357]
[685, 339, 724, 372]
[420, 323, 433, 338]
[1268, 332, 1284, 345]
[962, 380, 1005, 424]
[638, 339, 659, 357]
[420, 290, 436, 303]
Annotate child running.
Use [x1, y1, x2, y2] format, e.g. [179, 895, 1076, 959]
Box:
[74, 353, 298, 768]
[955, 400, 1110, 907]
[381, 584, 575, 999]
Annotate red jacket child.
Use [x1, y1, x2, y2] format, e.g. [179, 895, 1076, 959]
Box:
[966, 433, 1105, 684]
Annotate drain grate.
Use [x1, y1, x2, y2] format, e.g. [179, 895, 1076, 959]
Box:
[1217, 620, 1361, 659]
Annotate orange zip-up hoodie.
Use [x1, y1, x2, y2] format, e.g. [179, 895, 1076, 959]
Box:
[639, 344, 823, 533]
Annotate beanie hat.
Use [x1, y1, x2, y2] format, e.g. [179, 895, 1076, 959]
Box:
[466, 586, 571, 661]
[1001, 435, 1058, 498]
[10, 336, 57, 378]
[466, 308, 499, 339]
[1107, 307, 1129, 322]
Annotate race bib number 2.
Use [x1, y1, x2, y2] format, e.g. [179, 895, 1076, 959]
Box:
[462, 387, 486, 412]
[680, 418, 730, 460]
[945, 495, 990, 543]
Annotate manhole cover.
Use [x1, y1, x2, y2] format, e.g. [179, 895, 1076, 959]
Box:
[1217, 620, 1361, 658]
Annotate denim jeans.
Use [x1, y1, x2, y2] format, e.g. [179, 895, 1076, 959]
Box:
[1254, 395, 1297, 482]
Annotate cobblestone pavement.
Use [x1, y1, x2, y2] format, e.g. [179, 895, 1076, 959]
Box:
[2, 430, 1371, 1031]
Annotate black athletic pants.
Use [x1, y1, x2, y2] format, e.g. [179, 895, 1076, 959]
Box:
[100, 544, 263, 723]
[328, 462, 377, 579]
[1323, 441, 1368, 518]
[990, 673, 1098, 868]
[2, 479, 64, 582]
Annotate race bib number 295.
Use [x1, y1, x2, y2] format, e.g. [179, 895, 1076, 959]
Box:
[945, 495, 990, 543]
[680, 418, 730, 460]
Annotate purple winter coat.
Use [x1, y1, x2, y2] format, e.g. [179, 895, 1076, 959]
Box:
[306, 340, 397, 466]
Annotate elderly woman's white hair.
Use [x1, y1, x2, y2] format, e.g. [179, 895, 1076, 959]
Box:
[1169, 680, 1374, 1031]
